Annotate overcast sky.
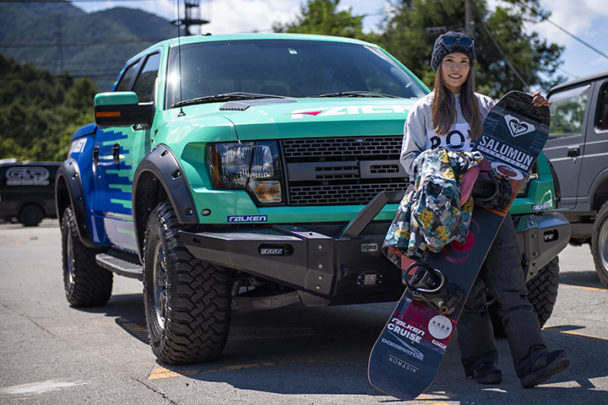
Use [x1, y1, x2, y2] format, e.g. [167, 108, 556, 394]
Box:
[74, 0, 608, 83]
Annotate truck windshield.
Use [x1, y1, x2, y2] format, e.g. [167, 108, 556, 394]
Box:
[165, 39, 427, 108]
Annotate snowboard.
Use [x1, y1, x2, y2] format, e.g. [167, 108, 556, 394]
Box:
[367, 91, 550, 400]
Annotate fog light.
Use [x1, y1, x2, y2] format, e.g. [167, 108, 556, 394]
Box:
[249, 180, 282, 203]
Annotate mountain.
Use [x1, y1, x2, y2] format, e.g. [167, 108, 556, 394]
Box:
[0, 2, 177, 91]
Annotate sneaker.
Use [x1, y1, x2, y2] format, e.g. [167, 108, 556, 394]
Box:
[520, 349, 570, 388]
[469, 362, 502, 385]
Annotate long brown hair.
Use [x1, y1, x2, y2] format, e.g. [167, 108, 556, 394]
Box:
[432, 64, 483, 139]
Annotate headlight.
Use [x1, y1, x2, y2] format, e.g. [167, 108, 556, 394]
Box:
[207, 141, 282, 204]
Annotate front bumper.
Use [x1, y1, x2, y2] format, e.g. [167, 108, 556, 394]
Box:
[514, 212, 571, 281]
[179, 192, 406, 305]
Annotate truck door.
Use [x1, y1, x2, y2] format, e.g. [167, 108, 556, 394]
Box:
[92, 52, 159, 251]
[576, 80, 608, 211]
[545, 84, 592, 210]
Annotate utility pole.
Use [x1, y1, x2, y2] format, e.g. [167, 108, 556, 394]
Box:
[465, 0, 474, 37]
[172, 0, 209, 36]
[56, 15, 64, 75]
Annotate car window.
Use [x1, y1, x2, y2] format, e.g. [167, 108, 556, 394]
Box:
[165, 40, 427, 108]
[132, 53, 160, 103]
[115, 59, 141, 92]
[548, 85, 590, 139]
[596, 83, 608, 131]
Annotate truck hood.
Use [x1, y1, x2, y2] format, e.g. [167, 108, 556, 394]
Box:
[181, 97, 420, 140]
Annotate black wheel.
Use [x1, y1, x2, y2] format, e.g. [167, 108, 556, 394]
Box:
[591, 201, 608, 286]
[490, 256, 560, 337]
[61, 207, 113, 306]
[19, 203, 44, 226]
[143, 201, 231, 364]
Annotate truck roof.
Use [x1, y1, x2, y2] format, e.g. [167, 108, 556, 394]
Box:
[127, 33, 379, 65]
[549, 70, 608, 94]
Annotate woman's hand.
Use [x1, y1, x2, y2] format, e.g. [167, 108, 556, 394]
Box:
[532, 90, 550, 107]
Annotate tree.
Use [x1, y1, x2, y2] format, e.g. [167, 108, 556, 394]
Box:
[0, 54, 98, 161]
[379, 0, 565, 98]
[272, 0, 379, 43]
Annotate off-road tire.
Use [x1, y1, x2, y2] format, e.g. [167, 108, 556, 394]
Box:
[490, 256, 560, 337]
[19, 203, 44, 226]
[61, 206, 113, 306]
[591, 201, 608, 286]
[143, 201, 231, 365]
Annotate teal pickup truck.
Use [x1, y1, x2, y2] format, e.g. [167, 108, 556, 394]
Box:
[55, 33, 570, 364]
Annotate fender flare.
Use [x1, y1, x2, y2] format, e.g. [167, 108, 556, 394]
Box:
[132, 145, 198, 258]
[589, 167, 608, 212]
[55, 158, 97, 249]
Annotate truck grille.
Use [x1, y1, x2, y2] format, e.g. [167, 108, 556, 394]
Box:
[281, 136, 408, 206]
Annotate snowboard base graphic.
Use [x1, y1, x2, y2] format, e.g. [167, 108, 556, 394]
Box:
[368, 91, 550, 400]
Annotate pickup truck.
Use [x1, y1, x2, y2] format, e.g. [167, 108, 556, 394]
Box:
[55, 33, 570, 364]
[545, 70, 608, 285]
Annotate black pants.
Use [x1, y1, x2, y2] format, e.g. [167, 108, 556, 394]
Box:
[456, 213, 546, 377]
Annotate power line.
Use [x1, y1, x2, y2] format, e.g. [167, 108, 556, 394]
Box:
[0, 38, 167, 48]
[479, 18, 529, 88]
[515, 0, 608, 61]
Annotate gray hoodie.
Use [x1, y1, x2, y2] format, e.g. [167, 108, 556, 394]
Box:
[400, 91, 495, 179]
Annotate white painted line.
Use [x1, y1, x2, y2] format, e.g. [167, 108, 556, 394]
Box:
[0, 379, 85, 395]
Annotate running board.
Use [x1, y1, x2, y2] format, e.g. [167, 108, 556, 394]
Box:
[96, 250, 143, 280]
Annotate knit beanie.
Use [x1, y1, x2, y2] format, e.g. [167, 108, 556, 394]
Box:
[431, 31, 476, 72]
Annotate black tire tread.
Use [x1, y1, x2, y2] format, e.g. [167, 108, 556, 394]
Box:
[20, 203, 44, 227]
[61, 207, 113, 307]
[143, 201, 231, 365]
[526, 256, 560, 326]
[591, 201, 608, 286]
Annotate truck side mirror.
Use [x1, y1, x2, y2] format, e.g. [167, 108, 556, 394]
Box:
[94, 91, 154, 128]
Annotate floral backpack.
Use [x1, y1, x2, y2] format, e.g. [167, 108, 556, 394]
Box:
[382, 148, 482, 271]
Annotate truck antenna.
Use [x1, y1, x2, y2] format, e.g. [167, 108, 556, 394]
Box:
[176, 0, 185, 117]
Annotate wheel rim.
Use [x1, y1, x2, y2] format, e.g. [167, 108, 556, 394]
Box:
[600, 218, 608, 271]
[66, 229, 75, 286]
[152, 241, 168, 331]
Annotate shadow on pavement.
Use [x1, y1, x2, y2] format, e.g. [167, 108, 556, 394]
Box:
[559, 270, 606, 289]
[75, 293, 149, 344]
[74, 293, 607, 400]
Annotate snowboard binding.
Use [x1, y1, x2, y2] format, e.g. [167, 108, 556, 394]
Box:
[404, 261, 464, 315]
[472, 169, 512, 211]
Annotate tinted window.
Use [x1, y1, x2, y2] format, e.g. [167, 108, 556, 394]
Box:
[132, 53, 160, 103]
[548, 85, 590, 139]
[596, 83, 608, 131]
[115, 60, 141, 92]
[166, 40, 427, 108]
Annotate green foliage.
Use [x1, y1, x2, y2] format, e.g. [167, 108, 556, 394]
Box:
[0, 54, 98, 161]
[378, 0, 565, 98]
[0, 3, 176, 91]
[272, 0, 380, 43]
[274, 0, 566, 98]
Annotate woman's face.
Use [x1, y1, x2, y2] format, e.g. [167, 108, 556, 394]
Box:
[441, 52, 470, 93]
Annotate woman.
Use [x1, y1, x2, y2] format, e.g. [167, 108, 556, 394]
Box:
[400, 31, 570, 388]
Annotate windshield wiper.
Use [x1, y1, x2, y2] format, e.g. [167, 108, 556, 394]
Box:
[171, 92, 287, 108]
[315, 91, 401, 98]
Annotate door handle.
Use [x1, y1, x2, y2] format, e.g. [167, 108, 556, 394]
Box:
[93, 146, 99, 165]
[112, 143, 120, 164]
[567, 146, 580, 157]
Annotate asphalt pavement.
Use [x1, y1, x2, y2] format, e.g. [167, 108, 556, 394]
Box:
[0, 219, 606, 404]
